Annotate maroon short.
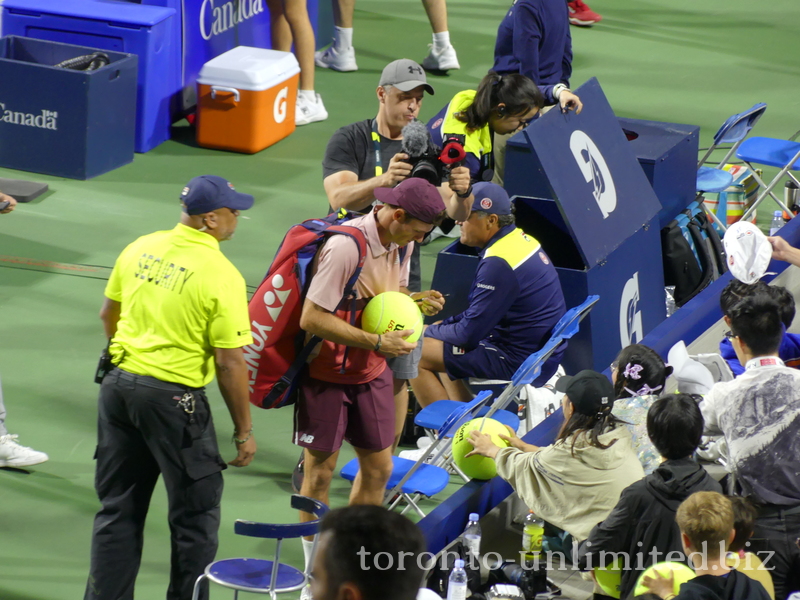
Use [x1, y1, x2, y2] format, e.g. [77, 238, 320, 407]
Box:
[294, 366, 394, 453]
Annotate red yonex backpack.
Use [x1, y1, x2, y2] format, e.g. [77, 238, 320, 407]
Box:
[245, 211, 367, 409]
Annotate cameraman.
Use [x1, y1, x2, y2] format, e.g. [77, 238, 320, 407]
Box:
[322, 59, 473, 278]
[0, 191, 49, 467]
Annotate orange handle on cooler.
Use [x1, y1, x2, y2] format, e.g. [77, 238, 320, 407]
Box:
[210, 86, 240, 102]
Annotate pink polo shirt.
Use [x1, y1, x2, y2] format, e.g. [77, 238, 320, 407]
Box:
[306, 210, 412, 384]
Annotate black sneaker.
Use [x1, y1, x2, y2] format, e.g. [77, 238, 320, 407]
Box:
[291, 450, 305, 493]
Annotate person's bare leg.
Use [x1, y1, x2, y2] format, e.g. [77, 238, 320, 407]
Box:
[349, 446, 393, 505]
[421, 0, 447, 33]
[392, 378, 409, 453]
[410, 336, 450, 408]
[332, 0, 355, 28]
[266, 0, 293, 51]
[441, 376, 473, 402]
[299, 448, 338, 535]
[283, 0, 317, 91]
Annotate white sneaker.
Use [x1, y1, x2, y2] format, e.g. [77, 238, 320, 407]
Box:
[300, 585, 313, 600]
[296, 93, 328, 126]
[422, 43, 460, 71]
[0, 434, 49, 467]
[314, 44, 358, 72]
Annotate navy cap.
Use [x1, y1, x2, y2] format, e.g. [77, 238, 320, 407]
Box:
[180, 175, 254, 215]
[555, 370, 615, 416]
[471, 182, 512, 216]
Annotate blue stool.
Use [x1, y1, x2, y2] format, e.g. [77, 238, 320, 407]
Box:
[193, 495, 328, 600]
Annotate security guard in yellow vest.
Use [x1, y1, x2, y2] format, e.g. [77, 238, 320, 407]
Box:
[412, 182, 566, 408]
[85, 176, 256, 600]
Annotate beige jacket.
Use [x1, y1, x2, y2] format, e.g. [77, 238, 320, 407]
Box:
[495, 425, 644, 542]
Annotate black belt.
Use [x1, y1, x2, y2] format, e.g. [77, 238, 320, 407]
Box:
[757, 503, 800, 518]
[112, 367, 203, 393]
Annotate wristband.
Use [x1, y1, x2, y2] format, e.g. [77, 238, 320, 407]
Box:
[233, 427, 253, 444]
[456, 184, 473, 199]
[374, 334, 382, 352]
[553, 83, 570, 101]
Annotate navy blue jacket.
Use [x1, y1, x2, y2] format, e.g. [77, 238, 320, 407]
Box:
[425, 225, 566, 370]
[492, 0, 572, 104]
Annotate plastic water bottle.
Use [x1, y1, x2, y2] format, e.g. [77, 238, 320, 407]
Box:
[522, 511, 545, 567]
[462, 513, 482, 563]
[770, 210, 785, 236]
[446, 559, 468, 600]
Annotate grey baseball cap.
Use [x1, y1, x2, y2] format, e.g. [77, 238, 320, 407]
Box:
[379, 59, 435, 95]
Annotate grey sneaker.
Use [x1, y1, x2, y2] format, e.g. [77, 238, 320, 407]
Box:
[422, 44, 460, 71]
[314, 44, 358, 72]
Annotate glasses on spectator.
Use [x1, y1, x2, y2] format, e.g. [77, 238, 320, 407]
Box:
[723, 330, 737, 340]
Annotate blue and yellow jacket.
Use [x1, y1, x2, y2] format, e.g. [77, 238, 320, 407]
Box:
[427, 90, 493, 182]
[426, 224, 566, 370]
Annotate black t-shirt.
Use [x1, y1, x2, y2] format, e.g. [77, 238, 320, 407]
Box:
[322, 119, 403, 182]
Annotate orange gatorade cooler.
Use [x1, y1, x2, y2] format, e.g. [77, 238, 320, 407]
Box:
[196, 46, 300, 154]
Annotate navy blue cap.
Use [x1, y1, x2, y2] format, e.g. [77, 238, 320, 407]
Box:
[471, 182, 512, 216]
[180, 175, 254, 215]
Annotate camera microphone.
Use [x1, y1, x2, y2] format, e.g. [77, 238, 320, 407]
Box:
[401, 120, 431, 157]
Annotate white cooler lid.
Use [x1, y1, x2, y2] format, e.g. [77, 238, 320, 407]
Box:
[197, 46, 300, 92]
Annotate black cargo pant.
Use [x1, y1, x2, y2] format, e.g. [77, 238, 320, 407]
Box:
[85, 368, 227, 600]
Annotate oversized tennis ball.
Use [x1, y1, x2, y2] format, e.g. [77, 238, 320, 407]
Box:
[633, 561, 696, 596]
[594, 558, 624, 599]
[362, 291, 423, 343]
[451, 418, 511, 480]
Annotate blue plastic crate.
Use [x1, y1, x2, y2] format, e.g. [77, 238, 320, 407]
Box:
[0, 36, 137, 179]
[1, 0, 178, 153]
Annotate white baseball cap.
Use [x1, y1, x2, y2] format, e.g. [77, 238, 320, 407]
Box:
[723, 221, 772, 284]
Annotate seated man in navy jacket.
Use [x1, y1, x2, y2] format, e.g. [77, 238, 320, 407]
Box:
[411, 183, 566, 407]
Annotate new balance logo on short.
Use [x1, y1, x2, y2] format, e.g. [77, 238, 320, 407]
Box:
[298, 433, 315, 443]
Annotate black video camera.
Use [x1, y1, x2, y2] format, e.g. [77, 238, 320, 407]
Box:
[486, 559, 548, 600]
[401, 121, 466, 187]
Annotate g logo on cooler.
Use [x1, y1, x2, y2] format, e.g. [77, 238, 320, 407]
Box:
[274, 87, 288, 124]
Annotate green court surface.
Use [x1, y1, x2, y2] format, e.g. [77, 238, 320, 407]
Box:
[1, 1, 798, 598]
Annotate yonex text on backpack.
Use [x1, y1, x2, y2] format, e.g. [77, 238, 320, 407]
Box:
[244, 211, 367, 409]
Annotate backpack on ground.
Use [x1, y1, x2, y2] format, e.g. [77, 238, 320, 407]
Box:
[245, 211, 367, 409]
[661, 200, 727, 307]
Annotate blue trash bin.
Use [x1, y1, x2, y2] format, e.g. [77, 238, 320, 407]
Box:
[0, 36, 137, 179]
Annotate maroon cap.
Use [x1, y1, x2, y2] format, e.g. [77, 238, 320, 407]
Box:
[374, 178, 446, 224]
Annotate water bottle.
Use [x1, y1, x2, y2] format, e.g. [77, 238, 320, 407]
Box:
[462, 513, 482, 562]
[522, 511, 544, 567]
[770, 210, 785, 236]
[446, 559, 468, 600]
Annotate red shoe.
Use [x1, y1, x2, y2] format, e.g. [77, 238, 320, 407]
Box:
[568, 0, 602, 26]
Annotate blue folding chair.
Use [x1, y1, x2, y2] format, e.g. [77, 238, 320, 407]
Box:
[696, 103, 767, 231]
[192, 495, 328, 600]
[417, 294, 599, 434]
[737, 127, 800, 222]
[340, 391, 494, 517]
